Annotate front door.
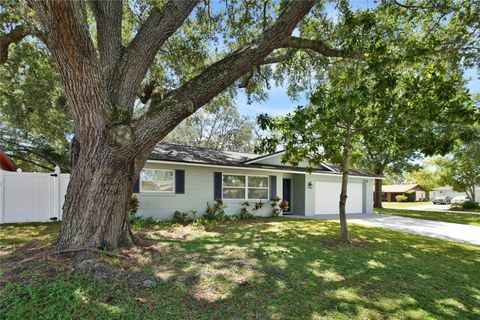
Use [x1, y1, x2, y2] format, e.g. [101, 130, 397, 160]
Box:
[282, 178, 292, 213]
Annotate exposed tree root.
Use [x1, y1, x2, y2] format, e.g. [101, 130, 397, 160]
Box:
[56, 247, 130, 259]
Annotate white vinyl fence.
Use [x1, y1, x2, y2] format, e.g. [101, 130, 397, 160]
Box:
[0, 167, 70, 224]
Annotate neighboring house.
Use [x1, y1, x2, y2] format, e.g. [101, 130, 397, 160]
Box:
[134, 144, 380, 220]
[430, 186, 480, 202]
[381, 184, 426, 202]
[0, 149, 17, 172]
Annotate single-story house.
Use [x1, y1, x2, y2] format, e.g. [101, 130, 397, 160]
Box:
[0, 149, 17, 172]
[134, 144, 380, 220]
[381, 184, 426, 202]
[430, 186, 480, 202]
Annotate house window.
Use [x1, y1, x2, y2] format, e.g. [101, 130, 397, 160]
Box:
[222, 174, 269, 200]
[140, 169, 174, 193]
[222, 175, 246, 199]
[248, 176, 269, 199]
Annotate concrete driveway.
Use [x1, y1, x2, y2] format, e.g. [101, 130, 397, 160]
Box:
[288, 214, 480, 246]
[350, 215, 480, 246]
[399, 203, 480, 215]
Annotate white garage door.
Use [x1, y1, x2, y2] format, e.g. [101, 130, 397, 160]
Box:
[314, 181, 363, 214]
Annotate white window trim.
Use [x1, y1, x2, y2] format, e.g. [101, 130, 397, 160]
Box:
[140, 168, 175, 194]
[222, 173, 269, 201]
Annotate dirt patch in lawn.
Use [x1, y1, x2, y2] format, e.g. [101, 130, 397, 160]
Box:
[147, 225, 202, 240]
[0, 241, 72, 286]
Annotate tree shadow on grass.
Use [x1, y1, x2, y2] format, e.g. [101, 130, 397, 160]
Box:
[1, 219, 480, 319]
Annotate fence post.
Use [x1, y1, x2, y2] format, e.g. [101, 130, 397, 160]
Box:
[0, 170, 4, 224]
[52, 166, 61, 220]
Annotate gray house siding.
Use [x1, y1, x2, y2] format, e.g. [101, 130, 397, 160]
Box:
[137, 162, 284, 220]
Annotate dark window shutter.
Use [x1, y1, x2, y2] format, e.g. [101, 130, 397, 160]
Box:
[175, 170, 185, 194]
[269, 175, 277, 199]
[133, 178, 140, 193]
[214, 172, 222, 200]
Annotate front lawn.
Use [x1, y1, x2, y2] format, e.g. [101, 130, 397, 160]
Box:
[376, 208, 480, 226]
[1, 219, 480, 320]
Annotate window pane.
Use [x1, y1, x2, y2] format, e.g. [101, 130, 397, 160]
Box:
[248, 188, 268, 199]
[141, 181, 174, 192]
[223, 188, 245, 199]
[141, 169, 174, 192]
[223, 175, 245, 187]
[141, 169, 173, 182]
[248, 176, 268, 188]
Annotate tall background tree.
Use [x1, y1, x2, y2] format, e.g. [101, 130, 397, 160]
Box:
[163, 95, 258, 152]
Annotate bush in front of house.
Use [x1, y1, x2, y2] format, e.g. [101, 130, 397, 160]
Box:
[405, 191, 416, 202]
[238, 201, 254, 220]
[130, 195, 139, 214]
[462, 201, 479, 209]
[130, 216, 159, 229]
[396, 195, 408, 202]
[172, 210, 189, 223]
[271, 196, 282, 217]
[204, 199, 227, 221]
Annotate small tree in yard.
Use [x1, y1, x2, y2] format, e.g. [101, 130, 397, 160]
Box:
[258, 63, 385, 243]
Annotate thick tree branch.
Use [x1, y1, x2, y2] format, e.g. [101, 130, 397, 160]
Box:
[133, 0, 316, 152]
[27, 0, 112, 139]
[0, 25, 29, 64]
[281, 36, 366, 59]
[89, 0, 123, 87]
[113, 0, 198, 111]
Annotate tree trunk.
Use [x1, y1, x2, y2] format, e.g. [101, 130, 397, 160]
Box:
[338, 132, 352, 244]
[339, 168, 350, 243]
[56, 142, 138, 250]
[466, 184, 475, 202]
[373, 167, 384, 208]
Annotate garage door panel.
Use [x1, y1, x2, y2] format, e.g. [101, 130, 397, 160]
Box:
[314, 181, 363, 214]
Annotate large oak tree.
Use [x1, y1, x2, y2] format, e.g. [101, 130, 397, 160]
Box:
[1, 0, 362, 251]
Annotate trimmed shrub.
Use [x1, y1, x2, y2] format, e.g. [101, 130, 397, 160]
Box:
[462, 201, 479, 209]
[396, 195, 408, 202]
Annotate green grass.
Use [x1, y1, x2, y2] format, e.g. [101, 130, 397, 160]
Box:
[449, 206, 480, 213]
[376, 208, 480, 226]
[1, 219, 480, 320]
[382, 202, 432, 209]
